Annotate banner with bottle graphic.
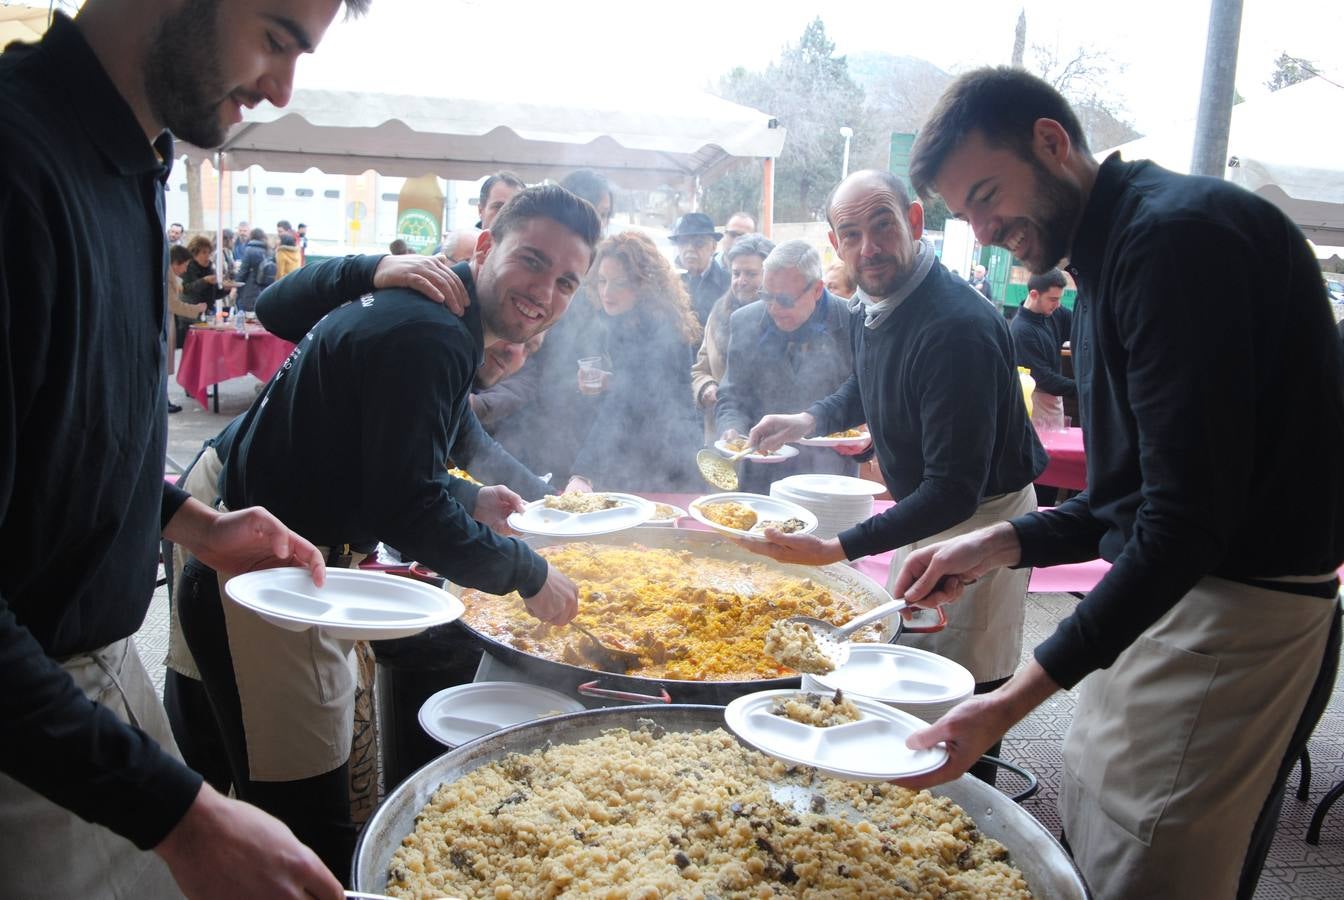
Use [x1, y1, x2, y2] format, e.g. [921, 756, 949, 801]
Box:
[395, 175, 444, 254]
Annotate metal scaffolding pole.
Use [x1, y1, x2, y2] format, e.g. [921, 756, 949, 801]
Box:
[1190, 0, 1244, 178]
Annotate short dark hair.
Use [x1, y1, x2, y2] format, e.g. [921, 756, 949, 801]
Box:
[185, 234, 212, 255]
[248, 227, 267, 242]
[478, 171, 526, 210]
[169, 245, 192, 264]
[1027, 268, 1068, 294]
[489, 184, 604, 263]
[296, 223, 306, 230]
[169, 222, 184, 230]
[824, 169, 912, 228]
[560, 169, 613, 211]
[910, 67, 1090, 201]
[276, 220, 292, 232]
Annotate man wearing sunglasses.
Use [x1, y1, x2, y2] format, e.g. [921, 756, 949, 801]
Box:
[743, 170, 1046, 785]
[716, 240, 858, 493]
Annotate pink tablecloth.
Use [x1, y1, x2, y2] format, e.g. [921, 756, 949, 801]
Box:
[176, 325, 295, 408]
[1035, 426, 1086, 490]
[643, 493, 1110, 594]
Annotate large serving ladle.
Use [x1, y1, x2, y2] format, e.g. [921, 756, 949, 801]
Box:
[570, 621, 641, 674]
[785, 595, 912, 669]
[694, 443, 755, 490]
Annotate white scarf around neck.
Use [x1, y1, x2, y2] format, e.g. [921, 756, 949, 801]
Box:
[848, 237, 936, 329]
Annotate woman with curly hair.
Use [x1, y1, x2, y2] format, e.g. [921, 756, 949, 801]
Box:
[566, 231, 705, 493]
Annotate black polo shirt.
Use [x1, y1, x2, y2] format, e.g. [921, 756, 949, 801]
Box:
[0, 15, 198, 850]
[215, 258, 548, 597]
[809, 264, 1047, 558]
[1014, 154, 1344, 689]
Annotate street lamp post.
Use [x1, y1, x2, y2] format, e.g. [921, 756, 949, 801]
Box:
[839, 126, 853, 180]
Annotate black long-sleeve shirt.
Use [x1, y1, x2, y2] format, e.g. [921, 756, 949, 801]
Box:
[808, 264, 1047, 560]
[0, 15, 200, 851]
[1009, 306, 1076, 398]
[1014, 154, 1344, 689]
[214, 256, 547, 597]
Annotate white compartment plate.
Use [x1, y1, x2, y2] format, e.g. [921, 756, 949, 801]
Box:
[714, 439, 799, 463]
[796, 429, 872, 448]
[223, 568, 464, 640]
[418, 682, 584, 748]
[507, 492, 655, 537]
[805, 644, 974, 707]
[725, 689, 948, 781]
[687, 492, 819, 541]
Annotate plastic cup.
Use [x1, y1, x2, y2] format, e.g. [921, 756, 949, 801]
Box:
[578, 356, 605, 394]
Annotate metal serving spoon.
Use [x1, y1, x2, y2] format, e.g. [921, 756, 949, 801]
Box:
[785, 595, 911, 669]
[570, 621, 641, 674]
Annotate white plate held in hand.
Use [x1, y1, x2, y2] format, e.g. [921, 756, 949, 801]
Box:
[688, 492, 818, 541]
[224, 568, 464, 640]
[714, 439, 799, 463]
[507, 492, 655, 537]
[796, 429, 872, 449]
[724, 689, 948, 781]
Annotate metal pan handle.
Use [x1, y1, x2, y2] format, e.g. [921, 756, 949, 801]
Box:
[898, 605, 948, 634]
[578, 680, 672, 704]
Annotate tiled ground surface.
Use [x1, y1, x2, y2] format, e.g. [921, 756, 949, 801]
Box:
[150, 371, 1344, 898]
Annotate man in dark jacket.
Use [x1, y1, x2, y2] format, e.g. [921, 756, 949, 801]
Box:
[716, 239, 859, 493]
[672, 212, 731, 326]
[233, 227, 273, 311]
[1009, 267, 1074, 423]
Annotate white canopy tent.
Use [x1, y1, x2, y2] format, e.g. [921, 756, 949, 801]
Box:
[176, 83, 786, 196]
[1101, 76, 1344, 243]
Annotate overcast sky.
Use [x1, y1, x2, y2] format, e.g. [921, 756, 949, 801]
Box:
[299, 0, 1341, 136]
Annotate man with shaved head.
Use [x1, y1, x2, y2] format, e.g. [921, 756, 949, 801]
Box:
[745, 170, 1045, 786]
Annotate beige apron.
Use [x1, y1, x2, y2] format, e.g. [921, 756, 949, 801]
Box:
[220, 548, 366, 782]
[886, 484, 1036, 683]
[166, 445, 227, 680]
[1060, 576, 1336, 898]
[0, 639, 185, 899]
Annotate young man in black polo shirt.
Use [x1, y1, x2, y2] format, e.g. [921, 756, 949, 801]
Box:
[176, 186, 600, 879]
[745, 170, 1047, 785]
[0, 2, 372, 899]
[894, 67, 1343, 898]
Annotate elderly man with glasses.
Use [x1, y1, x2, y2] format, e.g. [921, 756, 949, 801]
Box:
[715, 240, 860, 493]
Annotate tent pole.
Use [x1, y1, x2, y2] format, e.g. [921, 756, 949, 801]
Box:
[214, 152, 225, 287]
[761, 157, 775, 238]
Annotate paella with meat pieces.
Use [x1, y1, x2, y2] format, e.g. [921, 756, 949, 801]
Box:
[460, 543, 883, 680]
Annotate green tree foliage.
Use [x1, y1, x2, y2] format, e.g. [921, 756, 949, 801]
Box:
[1266, 53, 1317, 92]
[704, 19, 867, 223]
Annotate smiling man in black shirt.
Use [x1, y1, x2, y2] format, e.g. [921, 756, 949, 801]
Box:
[176, 185, 601, 879]
[895, 67, 1343, 897]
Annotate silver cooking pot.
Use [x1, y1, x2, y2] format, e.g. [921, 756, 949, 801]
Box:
[353, 705, 1089, 897]
[449, 527, 944, 706]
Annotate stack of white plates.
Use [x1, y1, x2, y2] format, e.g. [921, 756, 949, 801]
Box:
[801, 644, 974, 723]
[769, 473, 883, 539]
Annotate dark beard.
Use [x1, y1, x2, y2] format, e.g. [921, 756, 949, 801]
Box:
[144, 0, 228, 147]
[1025, 156, 1083, 274]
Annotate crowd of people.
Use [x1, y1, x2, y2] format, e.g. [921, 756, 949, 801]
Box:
[2, 2, 1341, 899]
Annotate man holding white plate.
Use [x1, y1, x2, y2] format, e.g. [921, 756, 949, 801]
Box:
[176, 185, 602, 881]
[744, 170, 1047, 785]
